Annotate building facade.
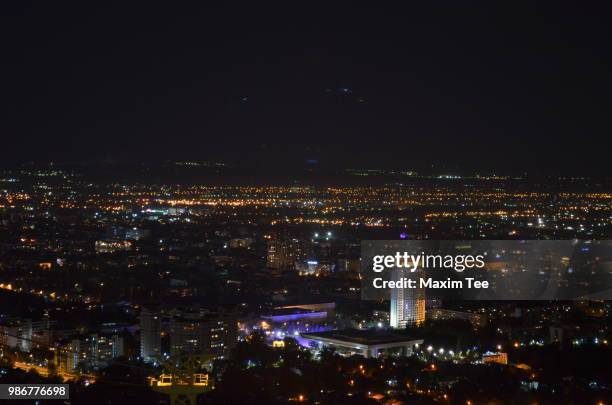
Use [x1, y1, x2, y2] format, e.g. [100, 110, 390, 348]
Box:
[390, 268, 425, 328]
[140, 306, 162, 363]
[169, 312, 237, 360]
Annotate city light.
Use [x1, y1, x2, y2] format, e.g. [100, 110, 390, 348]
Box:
[1, 4, 610, 404]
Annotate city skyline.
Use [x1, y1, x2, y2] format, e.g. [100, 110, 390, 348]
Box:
[1, 2, 610, 404]
[1, 166, 610, 404]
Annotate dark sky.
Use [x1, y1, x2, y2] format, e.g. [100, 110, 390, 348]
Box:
[1, 2, 610, 173]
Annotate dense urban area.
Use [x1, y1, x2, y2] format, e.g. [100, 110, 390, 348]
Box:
[1, 162, 611, 404]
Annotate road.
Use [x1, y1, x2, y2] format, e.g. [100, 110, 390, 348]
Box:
[13, 361, 96, 383]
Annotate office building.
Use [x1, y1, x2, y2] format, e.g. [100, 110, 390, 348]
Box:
[140, 306, 162, 363]
[266, 238, 311, 270]
[169, 312, 237, 360]
[390, 268, 425, 328]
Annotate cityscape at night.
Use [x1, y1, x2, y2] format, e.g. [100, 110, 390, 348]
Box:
[1, 2, 611, 405]
[0, 163, 610, 404]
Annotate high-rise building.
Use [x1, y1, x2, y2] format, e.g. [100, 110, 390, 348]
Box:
[92, 333, 124, 366]
[390, 268, 425, 328]
[57, 333, 124, 372]
[266, 238, 311, 270]
[140, 306, 162, 363]
[169, 312, 237, 360]
[58, 339, 80, 373]
[0, 318, 32, 352]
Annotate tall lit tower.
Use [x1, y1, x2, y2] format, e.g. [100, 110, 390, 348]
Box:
[390, 268, 425, 328]
[141, 306, 162, 362]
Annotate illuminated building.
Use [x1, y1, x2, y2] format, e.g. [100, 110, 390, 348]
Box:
[266, 239, 288, 269]
[169, 312, 237, 360]
[428, 308, 486, 328]
[91, 333, 124, 366]
[280, 302, 336, 314]
[57, 339, 80, 372]
[262, 308, 328, 323]
[140, 306, 162, 363]
[266, 238, 311, 270]
[301, 329, 423, 358]
[482, 351, 508, 365]
[295, 260, 334, 276]
[390, 268, 425, 328]
[253, 307, 335, 341]
[242, 303, 337, 342]
[57, 333, 124, 372]
[0, 318, 32, 352]
[94, 239, 132, 254]
[38, 262, 52, 270]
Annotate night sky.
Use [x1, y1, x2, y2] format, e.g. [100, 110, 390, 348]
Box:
[1, 3, 610, 173]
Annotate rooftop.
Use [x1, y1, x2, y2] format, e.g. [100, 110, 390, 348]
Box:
[301, 328, 421, 345]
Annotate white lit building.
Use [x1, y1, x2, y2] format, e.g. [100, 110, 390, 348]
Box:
[390, 268, 425, 328]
